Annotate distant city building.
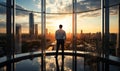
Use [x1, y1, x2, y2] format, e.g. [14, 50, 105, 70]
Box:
[80, 30, 84, 39]
[35, 24, 38, 39]
[46, 28, 48, 35]
[81, 30, 83, 34]
[46, 28, 48, 39]
[95, 32, 101, 40]
[67, 32, 72, 39]
[29, 13, 34, 38]
[110, 33, 117, 43]
[15, 24, 22, 54]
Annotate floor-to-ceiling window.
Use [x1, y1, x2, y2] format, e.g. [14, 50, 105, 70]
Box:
[0, 0, 120, 71]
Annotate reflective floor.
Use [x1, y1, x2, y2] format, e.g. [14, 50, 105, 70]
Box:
[15, 56, 84, 71]
[0, 51, 120, 71]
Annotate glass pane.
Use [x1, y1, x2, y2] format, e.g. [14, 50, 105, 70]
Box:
[77, 10, 102, 54]
[109, 5, 118, 56]
[0, 0, 7, 70]
[16, 0, 41, 12]
[0, 0, 6, 57]
[16, 0, 41, 54]
[76, 1, 102, 71]
[0, 0, 120, 71]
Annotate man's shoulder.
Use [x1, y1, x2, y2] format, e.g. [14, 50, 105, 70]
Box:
[62, 30, 66, 32]
[56, 29, 66, 33]
[61, 29, 66, 33]
[56, 29, 59, 32]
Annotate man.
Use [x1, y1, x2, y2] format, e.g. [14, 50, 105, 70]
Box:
[55, 24, 66, 58]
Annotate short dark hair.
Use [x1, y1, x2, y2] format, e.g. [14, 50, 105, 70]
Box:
[59, 24, 63, 28]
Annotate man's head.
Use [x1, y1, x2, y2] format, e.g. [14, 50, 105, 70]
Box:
[59, 24, 63, 29]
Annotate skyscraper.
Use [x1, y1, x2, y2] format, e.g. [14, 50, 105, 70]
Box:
[45, 28, 48, 39]
[29, 12, 34, 38]
[45, 28, 48, 36]
[35, 24, 38, 39]
[15, 24, 22, 54]
[81, 30, 83, 34]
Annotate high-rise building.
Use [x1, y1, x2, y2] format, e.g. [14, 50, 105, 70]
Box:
[45, 28, 48, 36]
[81, 30, 83, 34]
[35, 24, 38, 39]
[29, 13, 34, 38]
[80, 30, 83, 39]
[45, 28, 48, 38]
[15, 24, 22, 54]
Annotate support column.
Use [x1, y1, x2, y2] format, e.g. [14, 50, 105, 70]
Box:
[101, 0, 105, 56]
[104, 0, 110, 57]
[41, 0, 46, 71]
[116, 4, 120, 56]
[72, 0, 77, 71]
[6, 0, 12, 71]
[104, 0, 110, 71]
[101, 0, 105, 71]
[12, 0, 16, 71]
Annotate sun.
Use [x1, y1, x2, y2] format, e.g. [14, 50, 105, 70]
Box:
[54, 17, 72, 33]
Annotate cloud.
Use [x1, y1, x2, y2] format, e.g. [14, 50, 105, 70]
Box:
[45, 0, 72, 13]
[63, 0, 120, 17]
[33, 0, 36, 2]
[44, 0, 120, 17]
[79, 10, 101, 17]
[0, 1, 29, 16]
[67, 0, 100, 12]
[33, 0, 41, 9]
[39, 0, 120, 17]
[0, 2, 6, 15]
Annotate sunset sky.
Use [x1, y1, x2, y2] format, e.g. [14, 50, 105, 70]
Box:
[0, 0, 119, 34]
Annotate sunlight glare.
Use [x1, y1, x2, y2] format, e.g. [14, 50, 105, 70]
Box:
[54, 16, 72, 33]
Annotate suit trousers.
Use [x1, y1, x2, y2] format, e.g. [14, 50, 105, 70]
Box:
[56, 39, 64, 57]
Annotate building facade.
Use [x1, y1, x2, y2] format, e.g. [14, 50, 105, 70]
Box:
[29, 13, 34, 38]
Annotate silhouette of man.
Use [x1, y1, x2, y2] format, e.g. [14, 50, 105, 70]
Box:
[55, 24, 66, 58]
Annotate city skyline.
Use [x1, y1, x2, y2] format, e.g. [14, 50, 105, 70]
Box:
[0, 0, 119, 34]
[0, 1, 120, 71]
